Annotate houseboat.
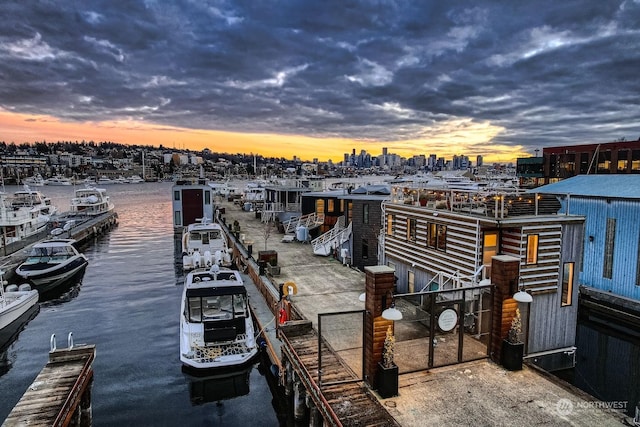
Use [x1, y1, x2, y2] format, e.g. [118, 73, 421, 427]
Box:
[182, 217, 231, 270]
[180, 265, 258, 370]
[172, 178, 215, 233]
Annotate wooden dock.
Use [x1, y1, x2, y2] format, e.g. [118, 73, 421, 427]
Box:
[3, 340, 96, 427]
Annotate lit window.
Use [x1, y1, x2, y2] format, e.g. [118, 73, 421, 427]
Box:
[407, 218, 417, 241]
[315, 199, 325, 214]
[328, 199, 335, 213]
[386, 214, 394, 235]
[436, 224, 447, 251]
[561, 262, 574, 306]
[427, 223, 437, 248]
[603, 218, 615, 279]
[526, 234, 539, 264]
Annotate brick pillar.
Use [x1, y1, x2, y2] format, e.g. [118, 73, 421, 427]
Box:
[363, 266, 395, 387]
[489, 255, 520, 364]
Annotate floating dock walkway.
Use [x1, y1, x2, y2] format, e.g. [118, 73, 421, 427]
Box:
[3, 335, 96, 427]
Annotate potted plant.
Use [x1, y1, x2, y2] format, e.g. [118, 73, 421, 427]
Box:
[502, 307, 525, 371]
[376, 325, 399, 397]
[418, 192, 428, 206]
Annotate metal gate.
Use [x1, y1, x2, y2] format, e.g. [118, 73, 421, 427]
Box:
[317, 310, 366, 387]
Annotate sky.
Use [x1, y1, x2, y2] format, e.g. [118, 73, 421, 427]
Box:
[1, 1, 639, 164]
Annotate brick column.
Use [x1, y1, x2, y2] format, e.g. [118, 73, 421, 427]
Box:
[489, 255, 520, 364]
[363, 266, 395, 387]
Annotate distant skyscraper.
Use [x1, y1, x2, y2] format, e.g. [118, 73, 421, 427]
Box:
[477, 155, 483, 167]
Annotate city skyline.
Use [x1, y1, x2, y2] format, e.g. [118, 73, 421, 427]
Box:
[1, 1, 639, 163]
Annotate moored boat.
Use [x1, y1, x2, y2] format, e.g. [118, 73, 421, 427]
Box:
[23, 174, 45, 187]
[70, 186, 115, 216]
[44, 175, 73, 186]
[15, 239, 88, 294]
[180, 265, 258, 370]
[0, 186, 57, 247]
[182, 218, 231, 270]
[1, 280, 39, 333]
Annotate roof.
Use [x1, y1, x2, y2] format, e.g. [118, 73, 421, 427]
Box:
[532, 175, 640, 199]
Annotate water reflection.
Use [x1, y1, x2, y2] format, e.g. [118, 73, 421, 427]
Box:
[0, 304, 39, 377]
[184, 365, 252, 405]
[38, 270, 86, 305]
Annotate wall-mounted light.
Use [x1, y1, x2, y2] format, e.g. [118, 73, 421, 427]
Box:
[381, 291, 403, 321]
[513, 279, 533, 303]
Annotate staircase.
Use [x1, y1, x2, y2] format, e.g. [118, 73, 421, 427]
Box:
[311, 218, 352, 256]
[282, 212, 325, 234]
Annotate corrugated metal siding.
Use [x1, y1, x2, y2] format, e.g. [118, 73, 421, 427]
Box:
[564, 198, 640, 300]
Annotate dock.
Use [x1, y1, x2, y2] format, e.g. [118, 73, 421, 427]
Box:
[215, 197, 633, 426]
[0, 211, 118, 281]
[3, 336, 96, 427]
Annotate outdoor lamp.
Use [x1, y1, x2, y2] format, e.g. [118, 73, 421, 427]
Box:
[381, 291, 403, 320]
[513, 280, 533, 303]
[358, 292, 366, 302]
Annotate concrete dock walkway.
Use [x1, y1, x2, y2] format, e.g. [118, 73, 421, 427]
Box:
[218, 197, 631, 426]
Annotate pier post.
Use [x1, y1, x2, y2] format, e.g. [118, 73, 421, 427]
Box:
[307, 396, 323, 427]
[489, 255, 521, 364]
[80, 379, 93, 427]
[363, 266, 396, 388]
[284, 359, 294, 396]
[293, 380, 307, 421]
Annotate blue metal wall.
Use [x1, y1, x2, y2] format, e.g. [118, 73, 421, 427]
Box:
[560, 197, 640, 300]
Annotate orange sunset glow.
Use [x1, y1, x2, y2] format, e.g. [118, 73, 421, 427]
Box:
[0, 109, 530, 163]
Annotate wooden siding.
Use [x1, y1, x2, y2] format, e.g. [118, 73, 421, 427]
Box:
[527, 222, 583, 354]
[384, 205, 483, 291]
[565, 198, 640, 301]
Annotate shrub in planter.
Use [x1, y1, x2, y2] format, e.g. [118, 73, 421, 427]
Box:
[502, 308, 524, 371]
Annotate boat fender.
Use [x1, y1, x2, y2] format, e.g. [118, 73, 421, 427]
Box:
[192, 251, 201, 268]
[5, 284, 18, 292]
[203, 251, 212, 267]
[279, 307, 288, 325]
[18, 283, 32, 292]
[214, 250, 222, 265]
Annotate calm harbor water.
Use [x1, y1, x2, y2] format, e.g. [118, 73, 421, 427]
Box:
[0, 182, 282, 426]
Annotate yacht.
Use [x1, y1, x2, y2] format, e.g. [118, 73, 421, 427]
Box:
[180, 265, 258, 370]
[182, 217, 231, 270]
[128, 175, 144, 184]
[23, 174, 45, 187]
[97, 176, 115, 185]
[0, 186, 57, 246]
[114, 175, 130, 184]
[44, 175, 72, 186]
[15, 239, 89, 294]
[70, 186, 115, 216]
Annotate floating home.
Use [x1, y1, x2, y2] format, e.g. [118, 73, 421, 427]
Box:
[380, 183, 585, 371]
[533, 175, 640, 319]
[172, 178, 215, 232]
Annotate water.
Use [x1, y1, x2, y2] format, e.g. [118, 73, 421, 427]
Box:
[0, 182, 282, 426]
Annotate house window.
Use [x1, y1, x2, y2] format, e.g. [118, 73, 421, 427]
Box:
[427, 223, 437, 248]
[561, 262, 574, 306]
[328, 199, 335, 213]
[363, 204, 369, 224]
[526, 234, 539, 264]
[407, 218, 417, 241]
[386, 214, 394, 235]
[436, 224, 447, 251]
[174, 190, 180, 201]
[315, 199, 325, 214]
[617, 150, 629, 173]
[347, 202, 352, 224]
[340, 200, 344, 211]
[174, 211, 181, 226]
[603, 218, 616, 279]
[204, 190, 210, 205]
[362, 238, 369, 260]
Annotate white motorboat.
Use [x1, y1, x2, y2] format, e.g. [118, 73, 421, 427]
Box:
[97, 176, 115, 185]
[23, 174, 45, 187]
[0, 281, 39, 333]
[44, 175, 72, 186]
[15, 239, 89, 294]
[180, 265, 258, 370]
[242, 181, 266, 202]
[182, 218, 231, 270]
[128, 175, 144, 184]
[0, 186, 57, 246]
[70, 186, 114, 216]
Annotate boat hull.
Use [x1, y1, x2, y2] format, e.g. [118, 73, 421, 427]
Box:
[16, 258, 88, 293]
[0, 290, 39, 331]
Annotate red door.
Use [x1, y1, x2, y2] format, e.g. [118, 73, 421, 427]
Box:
[182, 189, 203, 227]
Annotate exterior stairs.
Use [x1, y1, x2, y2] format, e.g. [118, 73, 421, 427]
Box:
[311, 218, 352, 256]
[282, 212, 325, 234]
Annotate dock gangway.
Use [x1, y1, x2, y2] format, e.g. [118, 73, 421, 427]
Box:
[311, 217, 351, 256]
[282, 212, 325, 234]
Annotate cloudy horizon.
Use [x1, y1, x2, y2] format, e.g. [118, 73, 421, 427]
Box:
[1, 1, 639, 162]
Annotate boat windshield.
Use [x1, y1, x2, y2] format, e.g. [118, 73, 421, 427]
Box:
[25, 245, 75, 264]
[187, 294, 247, 322]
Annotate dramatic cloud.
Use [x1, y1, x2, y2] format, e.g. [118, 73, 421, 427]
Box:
[0, 0, 638, 161]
